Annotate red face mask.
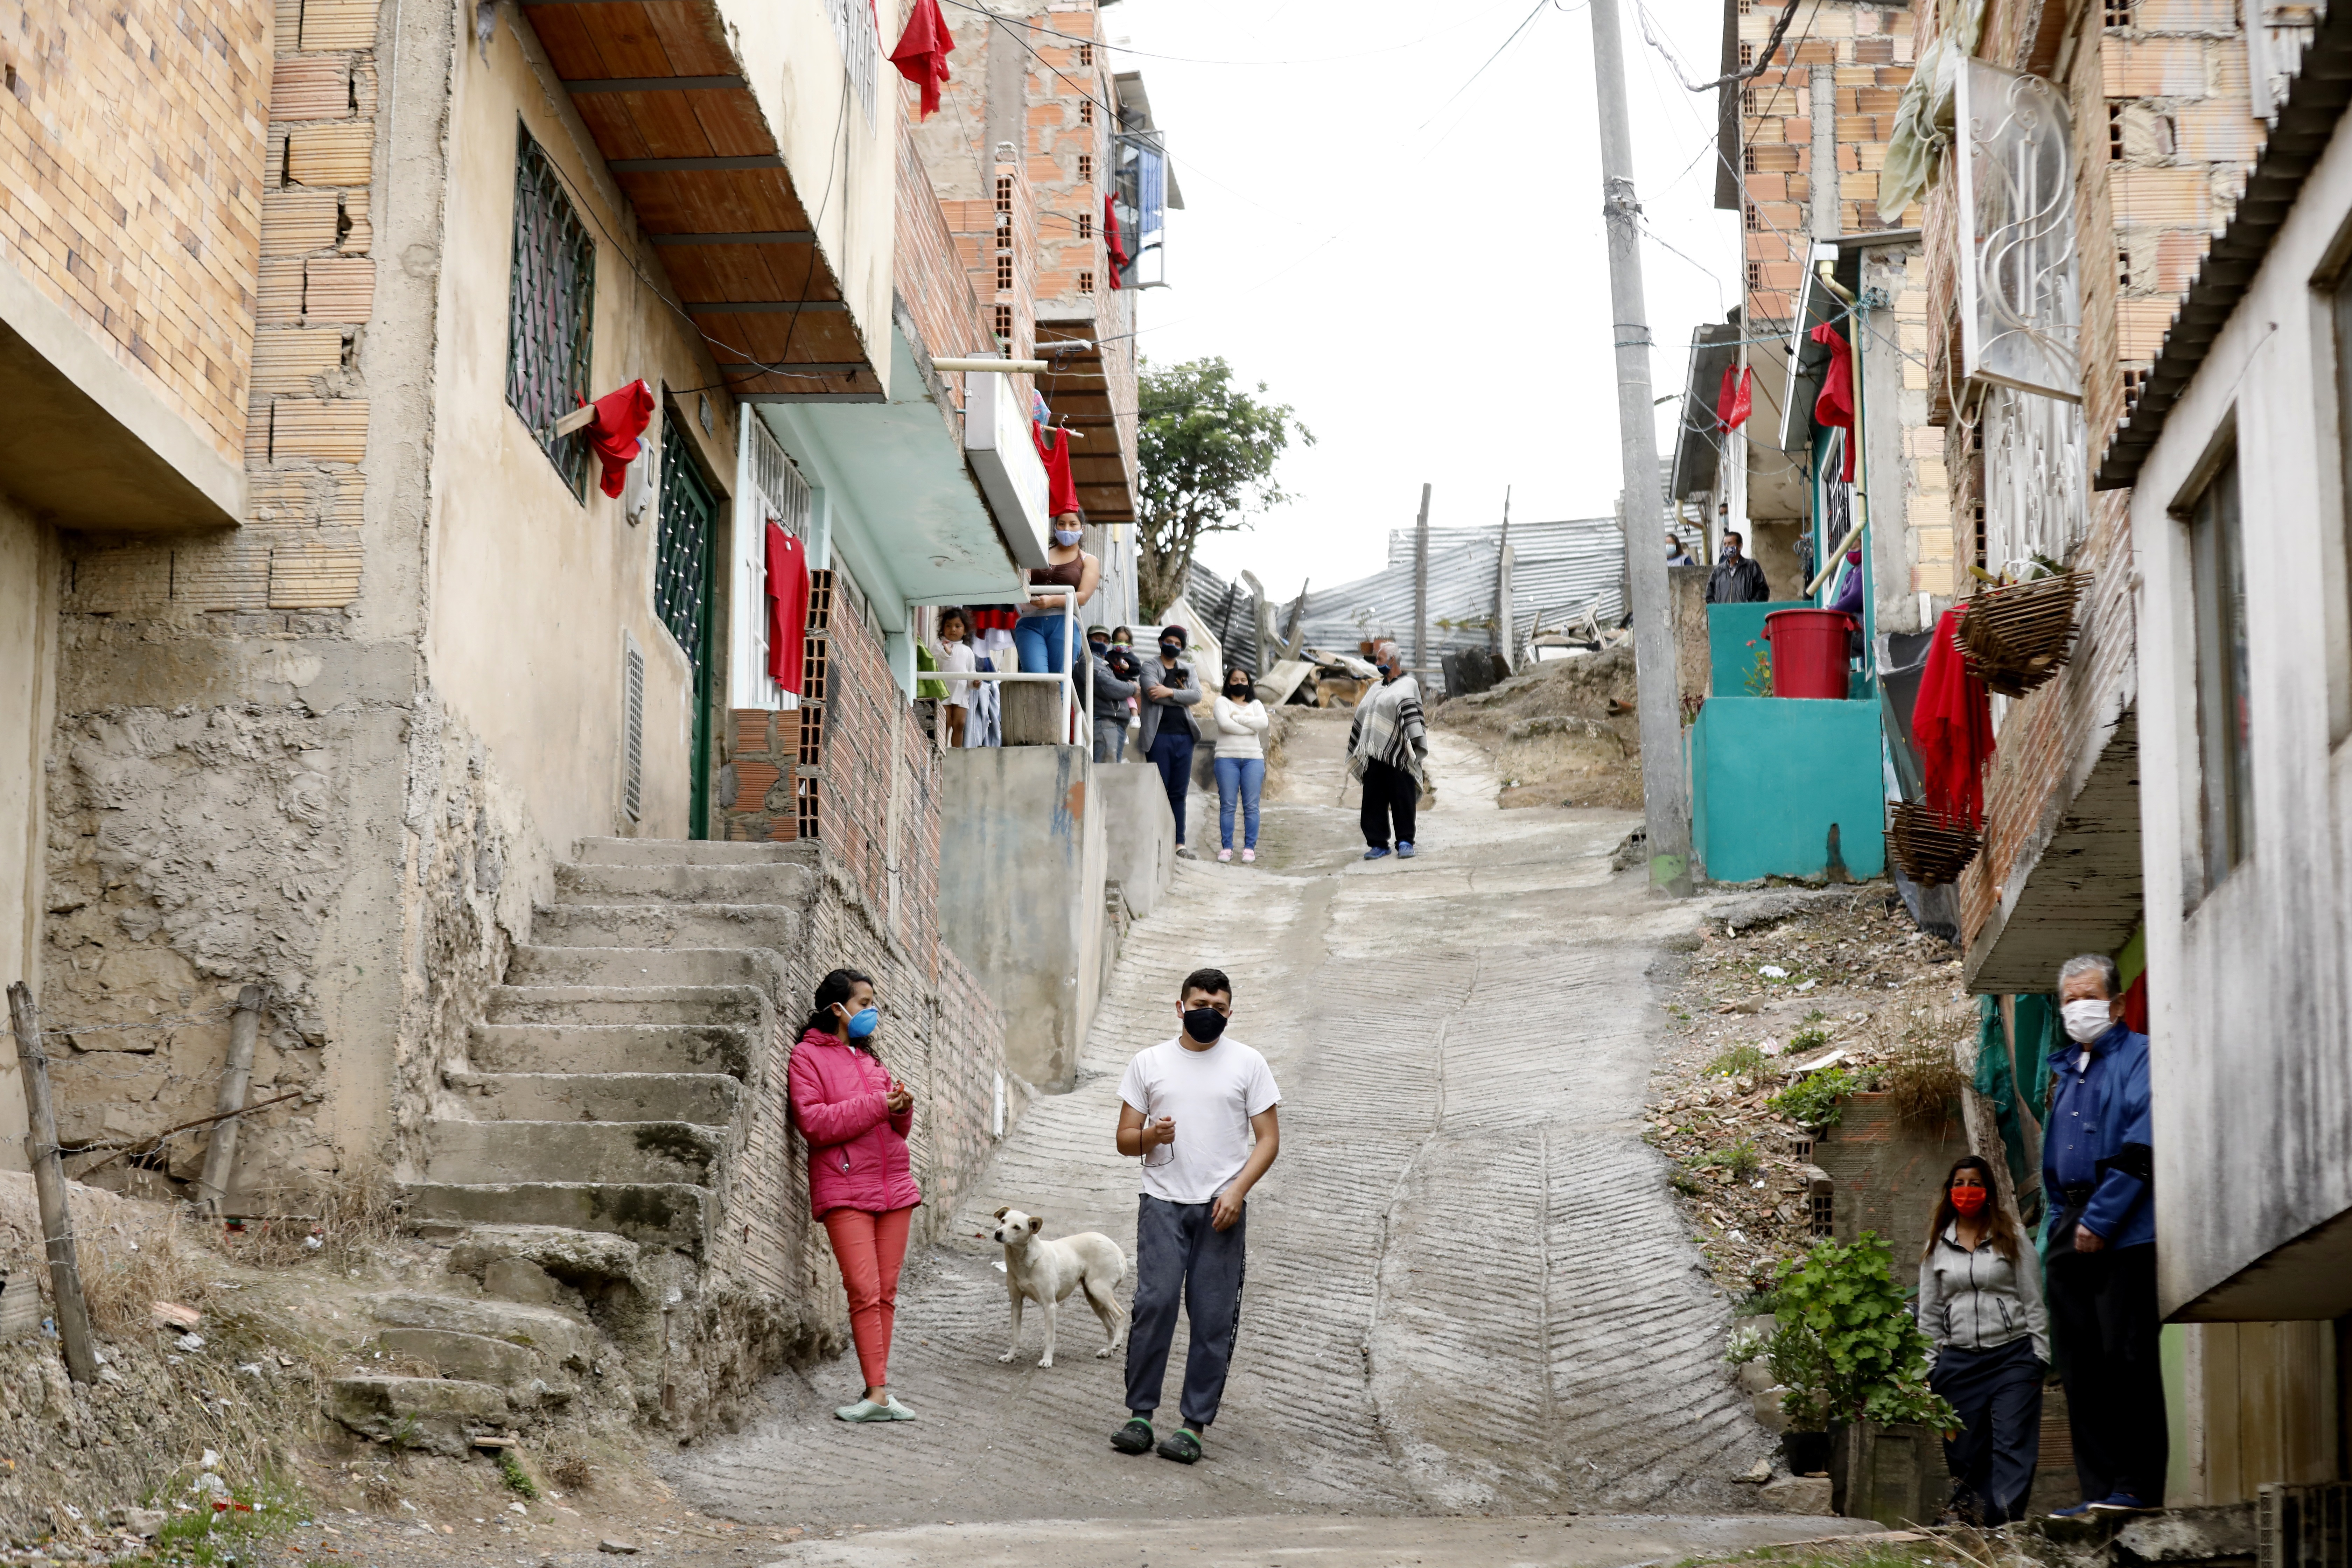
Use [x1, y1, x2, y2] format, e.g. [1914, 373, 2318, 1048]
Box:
[1949, 1185, 1989, 1216]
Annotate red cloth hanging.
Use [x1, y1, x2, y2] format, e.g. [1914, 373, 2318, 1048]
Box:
[1104, 195, 1129, 287]
[765, 521, 810, 695]
[2120, 968, 2149, 1035]
[584, 378, 655, 499]
[1911, 608, 1995, 827]
[889, 0, 954, 118]
[1716, 365, 1752, 431]
[1032, 422, 1080, 519]
[1809, 323, 1856, 482]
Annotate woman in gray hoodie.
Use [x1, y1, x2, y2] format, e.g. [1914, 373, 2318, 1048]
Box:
[1918, 1154, 2049, 1524]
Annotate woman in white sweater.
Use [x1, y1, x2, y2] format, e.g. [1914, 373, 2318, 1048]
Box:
[1211, 667, 1270, 863]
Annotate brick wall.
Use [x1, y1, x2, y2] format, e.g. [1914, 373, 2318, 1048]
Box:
[1024, 6, 1107, 307]
[894, 120, 1017, 404]
[0, 0, 271, 465]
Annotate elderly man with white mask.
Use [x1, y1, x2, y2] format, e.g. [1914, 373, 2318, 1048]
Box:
[2039, 953, 2163, 1518]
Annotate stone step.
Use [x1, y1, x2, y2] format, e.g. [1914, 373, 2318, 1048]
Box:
[553, 860, 817, 906]
[375, 1327, 544, 1388]
[504, 945, 776, 990]
[530, 903, 803, 953]
[447, 1071, 743, 1125]
[467, 1022, 754, 1077]
[482, 984, 765, 1029]
[405, 1181, 712, 1254]
[365, 1290, 598, 1367]
[426, 1118, 724, 1187]
[327, 1375, 507, 1456]
[573, 836, 819, 868]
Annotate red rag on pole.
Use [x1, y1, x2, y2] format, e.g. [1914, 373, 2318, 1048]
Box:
[1809, 323, 1856, 482]
[1032, 422, 1080, 519]
[1911, 608, 1995, 827]
[765, 521, 810, 695]
[1716, 365, 1752, 431]
[889, 0, 954, 118]
[1104, 195, 1128, 288]
[586, 378, 655, 499]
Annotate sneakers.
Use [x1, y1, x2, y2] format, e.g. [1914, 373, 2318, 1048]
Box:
[1110, 1416, 1155, 1455]
[1241, 848, 1256, 863]
[1363, 846, 1391, 860]
[2048, 1502, 2099, 1520]
[834, 1393, 915, 1421]
[1155, 1425, 1204, 1464]
[2089, 1494, 2157, 1514]
[1175, 845, 1198, 860]
[1398, 841, 1417, 858]
[1217, 848, 1233, 862]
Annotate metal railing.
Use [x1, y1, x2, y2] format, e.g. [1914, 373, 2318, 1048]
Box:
[945, 587, 1093, 743]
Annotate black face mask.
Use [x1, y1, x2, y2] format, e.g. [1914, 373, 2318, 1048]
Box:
[1181, 1006, 1228, 1042]
[1160, 642, 1183, 658]
[1226, 684, 1250, 698]
[1089, 640, 1110, 657]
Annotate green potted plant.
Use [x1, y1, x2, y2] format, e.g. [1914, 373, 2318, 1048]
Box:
[1763, 1233, 1958, 1522]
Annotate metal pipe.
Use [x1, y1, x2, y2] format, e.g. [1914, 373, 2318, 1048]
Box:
[932, 358, 1049, 373]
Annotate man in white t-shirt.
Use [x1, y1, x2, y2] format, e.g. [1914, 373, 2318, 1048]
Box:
[1107, 966, 1281, 1465]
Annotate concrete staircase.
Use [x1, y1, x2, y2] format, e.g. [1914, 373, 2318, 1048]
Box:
[329, 837, 817, 1451]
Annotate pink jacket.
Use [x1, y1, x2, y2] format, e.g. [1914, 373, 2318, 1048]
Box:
[787, 1027, 920, 1216]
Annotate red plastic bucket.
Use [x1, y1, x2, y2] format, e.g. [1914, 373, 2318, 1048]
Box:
[1762, 609, 1855, 700]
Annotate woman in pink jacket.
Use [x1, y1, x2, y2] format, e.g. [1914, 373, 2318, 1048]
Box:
[788, 967, 921, 1422]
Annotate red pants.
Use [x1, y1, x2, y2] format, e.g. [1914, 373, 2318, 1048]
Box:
[822, 1206, 913, 1390]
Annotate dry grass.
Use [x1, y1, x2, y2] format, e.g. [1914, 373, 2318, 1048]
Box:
[202, 1164, 402, 1273]
[547, 1452, 595, 1493]
[0, 1172, 212, 1334]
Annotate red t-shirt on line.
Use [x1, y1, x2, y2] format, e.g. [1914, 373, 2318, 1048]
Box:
[765, 523, 809, 695]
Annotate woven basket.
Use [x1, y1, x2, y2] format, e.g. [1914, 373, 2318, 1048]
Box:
[1958, 571, 2089, 698]
[1888, 801, 1982, 886]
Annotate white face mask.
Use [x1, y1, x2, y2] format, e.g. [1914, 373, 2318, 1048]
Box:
[2061, 998, 2115, 1044]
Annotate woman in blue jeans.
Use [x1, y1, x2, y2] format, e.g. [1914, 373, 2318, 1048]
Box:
[1211, 667, 1269, 863]
[1014, 511, 1101, 676]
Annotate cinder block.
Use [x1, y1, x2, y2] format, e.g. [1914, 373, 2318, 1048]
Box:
[303, 256, 374, 321]
[2173, 102, 2262, 161]
[2102, 37, 2208, 96]
[270, 398, 368, 462]
[261, 189, 340, 255]
[268, 527, 364, 607]
[250, 327, 342, 392]
[2111, 167, 2211, 226]
[287, 123, 373, 186]
[299, 0, 379, 50]
[271, 56, 350, 119]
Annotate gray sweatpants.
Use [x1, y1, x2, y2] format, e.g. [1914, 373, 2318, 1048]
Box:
[1124, 1193, 1247, 1428]
[1093, 718, 1127, 763]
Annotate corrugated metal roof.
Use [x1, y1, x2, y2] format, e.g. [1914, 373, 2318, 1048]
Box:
[1376, 516, 1704, 653]
[1184, 560, 1261, 672]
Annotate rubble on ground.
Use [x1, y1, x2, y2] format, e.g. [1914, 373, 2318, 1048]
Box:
[1434, 646, 1643, 809]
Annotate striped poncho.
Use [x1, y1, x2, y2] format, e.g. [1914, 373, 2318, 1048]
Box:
[1346, 673, 1428, 791]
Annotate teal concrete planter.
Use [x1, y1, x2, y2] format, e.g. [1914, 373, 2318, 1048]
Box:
[1687, 696, 1885, 883]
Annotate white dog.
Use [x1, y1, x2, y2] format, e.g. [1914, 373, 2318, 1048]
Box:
[987, 1207, 1129, 1368]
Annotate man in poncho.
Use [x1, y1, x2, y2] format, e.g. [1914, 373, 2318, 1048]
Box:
[1346, 639, 1428, 860]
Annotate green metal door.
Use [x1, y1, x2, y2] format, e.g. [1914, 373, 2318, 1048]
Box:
[654, 435, 720, 839]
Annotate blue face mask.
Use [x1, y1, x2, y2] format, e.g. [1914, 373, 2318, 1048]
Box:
[1052, 527, 1083, 547]
[845, 1006, 879, 1040]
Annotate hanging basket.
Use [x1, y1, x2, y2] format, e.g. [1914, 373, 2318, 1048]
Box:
[1888, 801, 1982, 886]
[1958, 571, 2090, 699]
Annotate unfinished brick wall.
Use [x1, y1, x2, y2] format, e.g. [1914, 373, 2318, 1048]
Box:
[0, 0, 271, 464]
[1025, 6, 1106, 307]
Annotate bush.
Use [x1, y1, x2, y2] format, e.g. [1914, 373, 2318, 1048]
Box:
[1765, 1234, 1957, 1432]
[1768, 1067, 1857, 1128]
[1884, 1041, 1967, 1127]
[1789, 1025, 1831, 1051]
[1690, 1140, 1764, 1181]
[1706, 1043, 1769, 1077]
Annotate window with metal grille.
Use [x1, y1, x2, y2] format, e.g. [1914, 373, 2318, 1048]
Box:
[506, 125, 596, 500]
[1080, 99, 1093, 126]
[1078, 270, 1094, 293]
[622, 635, 645, 821]
[654, 427, 719, 679]
[1808, 1191, 1834, 1236]
[824, 0, 879, 127]
[996, 252, 1014, 292]
[994, 303, 1013, 345]
[1077, 154, 1093, 182]
[1078, 211, 1092, 239]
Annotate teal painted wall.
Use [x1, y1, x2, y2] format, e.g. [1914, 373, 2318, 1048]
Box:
[1708, 601, 1811, 696]
[1689, 695, 1886, 882]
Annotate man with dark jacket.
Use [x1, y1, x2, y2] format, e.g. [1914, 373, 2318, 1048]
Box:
[2042, 952, 2164, 1516]
[1088, 625, 1138, 763]
[1706, 531, 1772, 604]
[1138, 626, 1202, 858]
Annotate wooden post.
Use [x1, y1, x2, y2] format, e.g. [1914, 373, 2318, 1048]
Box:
[7, 983, 98, 1383]
[194, 985, 267, 1217]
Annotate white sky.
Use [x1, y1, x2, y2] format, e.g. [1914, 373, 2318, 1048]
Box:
[1101, 0, 1741, 602]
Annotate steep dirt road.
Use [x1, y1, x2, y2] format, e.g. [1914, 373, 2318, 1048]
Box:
[671, 711, 1830, 1553]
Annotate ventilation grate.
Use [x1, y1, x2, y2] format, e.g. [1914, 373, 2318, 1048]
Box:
[2260, 1483, 2352, 1568]
[622, 635, 645, 822]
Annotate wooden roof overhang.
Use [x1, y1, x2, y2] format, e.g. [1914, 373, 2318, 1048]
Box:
[521, 0, 881, 400]
[1034, 325, 1136, 525]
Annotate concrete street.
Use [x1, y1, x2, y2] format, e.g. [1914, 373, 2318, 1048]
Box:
[672, 710, 1861, 1561]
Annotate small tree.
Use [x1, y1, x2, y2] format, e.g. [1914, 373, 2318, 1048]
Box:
[1135, 357, 1312, 619]
[1766, 1233, 1958, 1432]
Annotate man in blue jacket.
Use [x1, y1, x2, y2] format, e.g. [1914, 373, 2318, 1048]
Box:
[2041, 952, 2164, 1516]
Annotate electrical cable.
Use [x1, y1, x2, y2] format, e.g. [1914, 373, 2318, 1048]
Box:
[932, 0, 1535, 71]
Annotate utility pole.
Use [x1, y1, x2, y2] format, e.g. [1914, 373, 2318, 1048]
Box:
[1587, 0, 1692, 895]
[8, 983, 97, 1382]
[1493, 486, 1512, 663]
[1411, 482, 1432, 677]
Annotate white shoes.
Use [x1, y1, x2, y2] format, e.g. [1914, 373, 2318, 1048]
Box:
[835, 1395, 916, 1422]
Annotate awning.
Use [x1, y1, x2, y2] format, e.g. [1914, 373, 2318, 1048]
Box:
[523, 0, 883, 400]
[1034, 321, 1136, 524]
[1671, 318, 1742, 501]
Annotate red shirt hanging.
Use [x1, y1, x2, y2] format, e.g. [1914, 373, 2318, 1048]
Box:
[1104, 195, 1129, 288]
[1911, 608, 1995, 827]
[1716, 365, 1752, 431]
[765, 522, 810, 695]
[1809, 323, 1856, 482]
[585, 378, 655, 498]
[889, 0, 954, 118]
[1032, 422, 1080, 519]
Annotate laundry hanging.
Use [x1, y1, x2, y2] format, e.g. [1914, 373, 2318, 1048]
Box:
[1716, 365, 1752, 431]
[1104, 195, 1128, 287]
[1032, 422, 1080, 519]
[889, 0, 954, 118]
[765, 519, 810, 696]
[1911, 607, 1995, 826]
[1809, 323, 1856, 482]
[584, 378, 655, 498]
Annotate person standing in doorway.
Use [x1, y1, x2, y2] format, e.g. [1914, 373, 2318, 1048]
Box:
[2042, 952, 2164, 1516]
[1110, 967, 1281, 1465]
[1088, 625, 1139, 763]
[1706, 530, 1772, 603]
[1139, 625, 1202, 859]
[1919, 1155, 2047, 1525]
[788, 968, 920, 1423]
[1348, 638, 1427, 860]
[1212, 666, 1269, 863]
